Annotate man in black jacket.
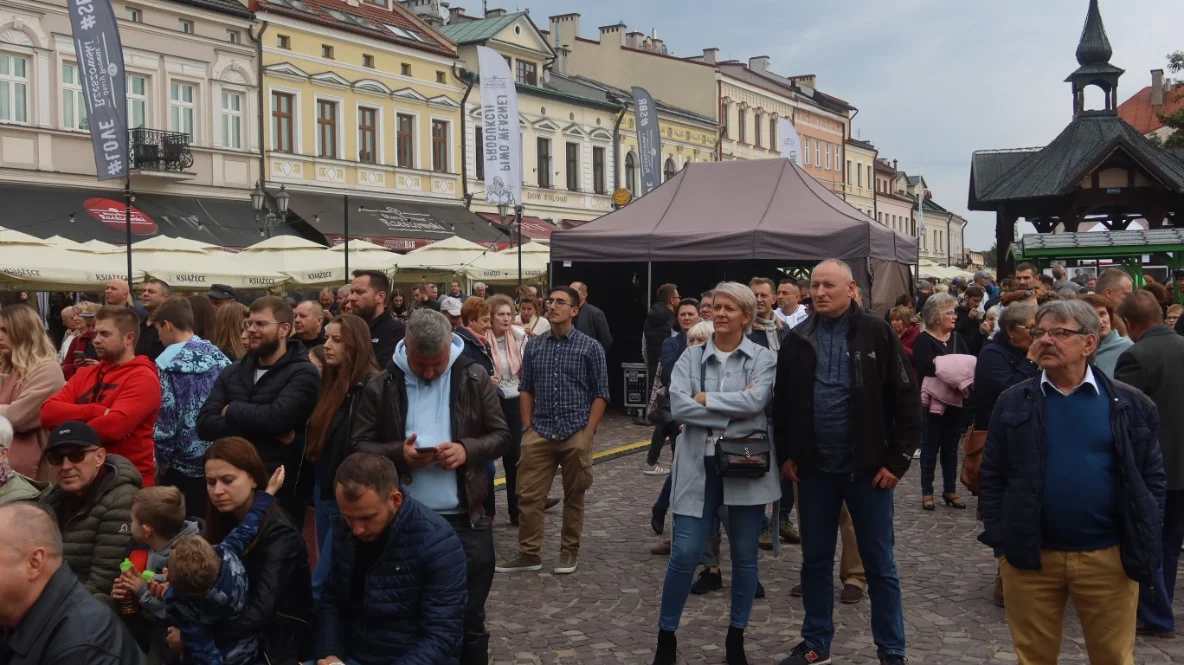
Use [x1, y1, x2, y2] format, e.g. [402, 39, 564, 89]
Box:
[351, 309, 508, 665]
[773, 259, 920, 665]
[134, 278, 169, 361]
[641, 283, 679, 383]
[349, 269, 405, 365]
[0, 502, 145, 665]
[196, 296, 320, 528]
[1115, 290, 1184, 638]
[571, 281, 613, 352]
[981, 298, 1165, 662]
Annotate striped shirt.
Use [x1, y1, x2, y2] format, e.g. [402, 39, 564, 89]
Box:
[521, 327, 610, 440]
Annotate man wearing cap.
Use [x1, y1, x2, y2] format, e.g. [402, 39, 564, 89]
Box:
[41, 306, 161, 487]
[39, 421, 141, 607]
[440, 296, 464, 329]
[207, 284, 238, 311]
[349, 270, 406, 365]
[973, 271, 995, 311]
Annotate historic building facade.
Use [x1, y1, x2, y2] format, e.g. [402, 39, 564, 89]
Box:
[843, 138, 877, 218]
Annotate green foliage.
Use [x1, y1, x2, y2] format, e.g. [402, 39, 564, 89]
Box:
[1169, 50, 1184, 74]
[984, 242, 998, 269]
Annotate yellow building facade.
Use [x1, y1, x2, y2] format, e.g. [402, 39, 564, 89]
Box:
[257, 0, 464, 202]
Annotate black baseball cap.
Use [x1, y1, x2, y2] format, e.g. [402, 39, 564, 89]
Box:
[46, 421, 101, 452]
[208, 284, 237, 301]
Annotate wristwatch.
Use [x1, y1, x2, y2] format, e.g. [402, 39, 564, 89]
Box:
[521, 424, 532, 433]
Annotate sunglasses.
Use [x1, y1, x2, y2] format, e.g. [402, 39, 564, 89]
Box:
[46, 447, 99, 466]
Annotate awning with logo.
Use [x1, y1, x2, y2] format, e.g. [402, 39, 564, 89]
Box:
[286, 192, 510, 252]
[0, 183, 293, 249]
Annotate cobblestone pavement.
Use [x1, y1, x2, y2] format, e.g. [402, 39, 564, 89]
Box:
[484, 414, 1184, 664]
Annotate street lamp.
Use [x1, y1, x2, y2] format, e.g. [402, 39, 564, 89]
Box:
[497, 203, 524, 287]
[251, 181, 289, 238]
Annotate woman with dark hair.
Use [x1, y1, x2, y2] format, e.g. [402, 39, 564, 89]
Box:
[1085, 293, 1133, 378]
[305, 315, 379, 547]
[187, 295, 217, 339]
[390, 288, 408, 321]
[195, 437, 315, 664]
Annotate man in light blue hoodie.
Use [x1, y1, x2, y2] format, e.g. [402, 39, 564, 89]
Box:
[352, 309, 509, 665]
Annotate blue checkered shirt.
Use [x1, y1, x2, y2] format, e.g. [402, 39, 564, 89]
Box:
[521, 326, 610, 440]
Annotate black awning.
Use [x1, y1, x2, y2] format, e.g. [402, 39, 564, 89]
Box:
[0, 183, 298, 248]
[287, 192, 511, 251]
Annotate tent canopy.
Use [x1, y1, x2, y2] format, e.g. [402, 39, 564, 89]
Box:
[550, 159, 918, 265]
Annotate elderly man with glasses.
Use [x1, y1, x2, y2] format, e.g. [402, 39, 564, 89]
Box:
[979, 299, 1166, 665]
[39, 421, 140, 608]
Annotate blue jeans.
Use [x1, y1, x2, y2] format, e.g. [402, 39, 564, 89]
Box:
[658, 457, 764, 631]
[798, 470, 905, 659]
[761, 476, 796, 530]
[1138, 489, 1184, 632]
[312, 468, 341, 601]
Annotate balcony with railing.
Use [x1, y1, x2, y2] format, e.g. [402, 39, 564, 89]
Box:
[129, 128, 195, 178]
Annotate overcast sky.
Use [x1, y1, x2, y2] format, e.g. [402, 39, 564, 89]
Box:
[497, 0, 1178, 250]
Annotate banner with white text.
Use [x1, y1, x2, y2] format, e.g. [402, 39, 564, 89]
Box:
[778, 117, 803, 167]
[632, 87, 662, 196]
[477, 46, 522, 207]
[68, 0, 128, 181]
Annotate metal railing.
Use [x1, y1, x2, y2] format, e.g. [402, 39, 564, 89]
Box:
[129, 128, 194, 173]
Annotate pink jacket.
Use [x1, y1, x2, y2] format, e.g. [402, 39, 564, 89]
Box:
[920, 354, 977, 414]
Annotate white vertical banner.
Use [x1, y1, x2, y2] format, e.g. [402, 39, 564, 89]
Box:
[477, 46, 522, 207]
[917, 192, 926, 238]
[778, 116, 803, 167]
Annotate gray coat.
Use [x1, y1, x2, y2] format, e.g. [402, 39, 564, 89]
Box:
[1115, 325, 1184, 490]
[669, 335, 779, 518]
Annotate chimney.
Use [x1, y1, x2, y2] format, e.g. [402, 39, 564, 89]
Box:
[749, 55, 770, 73]
[702, 48, 718, 64]
[448, 6, 465, 22]
[554, 44, 570, 74]
[1152, 68, 1165, 106]
[625, 30, 645, 49]
[598, 23, 625, 46]
[485, 7, 506, 18]
[548, 13, 581, 48]
[892, 159, 898, 172]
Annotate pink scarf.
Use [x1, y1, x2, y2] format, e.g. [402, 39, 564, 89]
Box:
[489, 328, 523, 379]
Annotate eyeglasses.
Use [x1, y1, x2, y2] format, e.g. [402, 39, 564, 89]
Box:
[46, 447, 98, 466]
[544, 298, 572, 308]
[242, 319, 280, 331]
[1169, 316, 1181, 324]
[1030, 327, 1090, 341]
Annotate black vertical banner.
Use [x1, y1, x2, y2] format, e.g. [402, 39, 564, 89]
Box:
[632, 86, 662, 196]
[68, 0, 128, 181]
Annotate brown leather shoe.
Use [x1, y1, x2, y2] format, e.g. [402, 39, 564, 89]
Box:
[993, 575, 1005, 608]
[545, 497, 560, 510]
[650, 540, 671, 556]
[840, 584, 864, 604]
[790, 584, 803, 597]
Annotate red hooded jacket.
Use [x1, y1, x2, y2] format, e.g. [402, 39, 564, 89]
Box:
[41, 355, 161, 485]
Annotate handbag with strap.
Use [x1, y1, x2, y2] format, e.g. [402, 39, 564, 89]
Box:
[697, 346, 771, 479]
[647, 365, 673, 426]
[960, 425, 988, 493]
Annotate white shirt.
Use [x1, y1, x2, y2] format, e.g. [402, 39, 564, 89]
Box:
[775, 305, 809, 330]
[1039, 366, 1100, 397]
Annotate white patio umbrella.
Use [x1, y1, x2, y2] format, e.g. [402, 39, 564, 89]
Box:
[242, 236, 395, 286]
[459, 251, 548, 284]
[393, 235, 495, 282]
[128, 235, 287, 290]
[83, 239, 123, 253]
[0, 227, 139, 290]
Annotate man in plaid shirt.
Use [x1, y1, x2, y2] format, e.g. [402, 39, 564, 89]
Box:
[496, 285, 609, 576]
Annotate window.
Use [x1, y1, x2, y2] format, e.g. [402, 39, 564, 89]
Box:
[834, 146, 841, 171]
[400, 63, 411, 76]
[753, 113, 761, 148]
[277, 34, 291, 49]
[664, 158, 676, 182]
[738, 108, 747, 144]
[227, 30, 241, 44]
[127, 75, 147, 129]
[169, 81, 196, 140]
[271, 91, 293, 152]
[536, 137, 551, 187]
[322, 45, 334, 59]
[846, 160, 852, 186]
[62, 63, 88, 131]
[803, 138, 810, 165]
[0, 54, 28, 123]
[358, 107, 377, 163]
[814, 140, 820, 168]
[221, 90, 243, 149]
[474, 126, 484, 180]
[593, 146, 606, 194]
[825, 143, 831, 170]
[126, 7, 141, 22]
[396, 113, 414, 167]
[431, 119, 449, 172]
[867, 166, 873, 190]
[565, 142, 579, 191]
[516, 60, 537, 86]
[625, 152, 637, 194]
[316, 99, 338, 158]
[770, 116, 777, 146]
[720, 103, 729, 138]
[179, 19, 193, 33]
[436, 71, 446, 84]
[856, 163, 862, 188]
[363, 54, 375, 68]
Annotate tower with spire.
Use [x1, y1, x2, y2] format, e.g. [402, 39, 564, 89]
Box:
[1065, 0, 1125, 117]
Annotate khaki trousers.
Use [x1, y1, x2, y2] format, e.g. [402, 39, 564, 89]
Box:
[794, 483, 866, 588]
[515, 427, 594, 559]
[1000, 546, 1137, 665]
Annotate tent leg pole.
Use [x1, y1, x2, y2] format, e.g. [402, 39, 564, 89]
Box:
[125, 176, 133, 284]
[646, 262, 652, 309]
[344, 195, 350, 279]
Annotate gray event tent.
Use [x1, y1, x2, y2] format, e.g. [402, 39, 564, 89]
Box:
[550, 158, 918, 314]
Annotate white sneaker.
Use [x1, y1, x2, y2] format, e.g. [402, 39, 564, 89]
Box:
[912, 449, 922, 459]
[644, 465, 670, 476]
[554, 554, 578, 574]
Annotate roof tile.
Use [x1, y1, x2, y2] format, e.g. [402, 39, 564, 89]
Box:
[252, 0, 456, 57]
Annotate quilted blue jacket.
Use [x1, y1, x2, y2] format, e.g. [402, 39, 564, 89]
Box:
[155, 337, 230, 476]
[318, 494, 467, 665]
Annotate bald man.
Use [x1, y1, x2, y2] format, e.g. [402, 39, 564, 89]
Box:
[105, 278, 147, 321]
[0, 503, 145, 665]
[293, 300, 326, 349]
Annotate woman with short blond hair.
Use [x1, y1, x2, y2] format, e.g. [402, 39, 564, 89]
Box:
[0, 304, 66, 478]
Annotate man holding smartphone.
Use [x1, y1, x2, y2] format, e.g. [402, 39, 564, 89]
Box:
[351, 309, 508, 665]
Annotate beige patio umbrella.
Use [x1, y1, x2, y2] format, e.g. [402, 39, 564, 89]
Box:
[460, 250, 548, 284]
[0, 227, 139, 290]
[241, 236, 394, 286]
[128, 235, 287, 290]
[394, 235, 495, 282]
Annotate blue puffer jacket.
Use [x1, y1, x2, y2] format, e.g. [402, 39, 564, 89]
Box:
[318, 494, 467, 665]
[155, 336, 230, 476]
[978, 369, 1166, 584]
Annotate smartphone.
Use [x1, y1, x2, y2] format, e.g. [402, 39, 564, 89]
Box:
[74, 351, 85, 363]
[415, 446, 438, 455]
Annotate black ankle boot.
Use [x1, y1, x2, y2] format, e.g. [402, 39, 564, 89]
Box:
[726, 626, 748, 665]
[652, 629, 677, 665]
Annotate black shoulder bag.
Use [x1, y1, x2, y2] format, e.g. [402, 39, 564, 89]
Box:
[698, 346, 771, 479]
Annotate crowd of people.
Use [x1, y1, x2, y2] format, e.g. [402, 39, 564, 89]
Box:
[2, 257, 1184, 665]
